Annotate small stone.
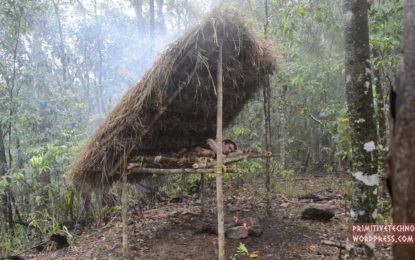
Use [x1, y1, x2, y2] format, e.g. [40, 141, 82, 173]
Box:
[248, 225, 263, 237]
[169, 196, 183, 203]
[301, 204, 335, 221]
[317, 249, 332, 256]
[225, 226, 248, 239]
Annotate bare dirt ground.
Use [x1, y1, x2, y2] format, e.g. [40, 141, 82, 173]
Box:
[21, 176, 392, 259]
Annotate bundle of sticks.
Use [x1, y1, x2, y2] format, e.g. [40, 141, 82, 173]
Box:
[127, 150, 261, 175]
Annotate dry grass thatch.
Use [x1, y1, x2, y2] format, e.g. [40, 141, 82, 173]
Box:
[67, 9, 276, 189]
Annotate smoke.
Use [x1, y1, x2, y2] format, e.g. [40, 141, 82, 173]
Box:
[64, 0, 217, 114]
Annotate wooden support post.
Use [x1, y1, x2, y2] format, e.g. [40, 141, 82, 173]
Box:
[215, 41, 225, 260]
[263, 0, 272, 216]
[181, 173, 186, 197]
[263, 79, 272, 216]
[200, 173, 205, 217]
[122, 172, 129, 258]
[96, 190, 103, 226]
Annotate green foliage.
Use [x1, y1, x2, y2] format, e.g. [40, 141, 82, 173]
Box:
[343, 180, 353, 200]
[28, 143, 74, 174]
[0, 225, 28, 256]
[231, 242, 250, 260]
[377, 196, 392, 225]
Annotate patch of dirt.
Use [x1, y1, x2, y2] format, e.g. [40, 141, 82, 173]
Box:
[21, 177, 393, 259]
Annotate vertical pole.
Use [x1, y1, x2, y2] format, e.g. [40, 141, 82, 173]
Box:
[122, 172, 129, 258]
[263, 0, 272, 216]
[181, 173, 186, 197]
[200, 173, 205, 217]
[263, 81, 272, 216]
[215, 42, 225, 260]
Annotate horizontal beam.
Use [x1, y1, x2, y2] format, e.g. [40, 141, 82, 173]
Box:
[125, 153, 270, 177]
[128, 167, 236, 175]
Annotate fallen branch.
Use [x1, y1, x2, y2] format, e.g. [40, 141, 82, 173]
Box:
[13, 240, 48, 257]
[321, 240, 346, 250]
[299, 194, 343, 202]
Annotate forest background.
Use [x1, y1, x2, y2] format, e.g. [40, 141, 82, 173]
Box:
[0, 0, 403, 254]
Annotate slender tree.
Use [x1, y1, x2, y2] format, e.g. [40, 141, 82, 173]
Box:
[0, 128, 7, 177]
[391, 0, 415, 258]
[0, 127, 8, 232]
[343, 0, 378, 257]
[132, 0, 145, 36]
[149, 0, 155, 38]
[263, 0, 272, 216]
[94, 0, 105, 114]
[52, 0, 68, 89]
[157, 0, 165, 34]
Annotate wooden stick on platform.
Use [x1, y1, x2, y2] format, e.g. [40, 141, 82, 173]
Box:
[129, 167, 236, 175]
[127, 153, 263, 171]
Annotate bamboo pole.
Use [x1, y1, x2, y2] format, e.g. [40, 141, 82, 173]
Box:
[122, 172, 129, 258]
[215, 41, 225, 260]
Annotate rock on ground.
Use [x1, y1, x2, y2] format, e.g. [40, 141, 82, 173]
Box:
[301, 204, 335, 221]
[225, 226, 249, 239]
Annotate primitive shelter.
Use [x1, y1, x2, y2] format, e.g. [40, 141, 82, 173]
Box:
[68, 10, 276, 189]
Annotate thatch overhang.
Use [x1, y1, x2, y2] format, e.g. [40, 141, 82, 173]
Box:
[68, 10, 276, 189]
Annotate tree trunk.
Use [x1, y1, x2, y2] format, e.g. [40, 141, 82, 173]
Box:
[373, 49, 387, 151]
[133, 0, 145, 35]
[80, 192, 90, 221]
[149, 0, 155, 39]
[263, 0, 272, 216]
[0, 127, 9, 233]
[0, 128, 7, 177]
[82, 42, 91, 113]
[0, 129, 12, 231]
[156, 0, 165, 34]
[391, 0, 415, 258]
[372, 48, 388, 195]
[1, 7, 21, 233]
[52, 0, 68, 88]
[94, 0, 105, 114]
[7, 22, 20, 169]
[343, 0, 378, 257]
[279, 85, 288, 168]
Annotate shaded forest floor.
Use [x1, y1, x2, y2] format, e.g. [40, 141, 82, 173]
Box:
[21, 176, 392, 259]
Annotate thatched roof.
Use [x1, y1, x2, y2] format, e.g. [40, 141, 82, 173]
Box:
[68, 10, 276, 189]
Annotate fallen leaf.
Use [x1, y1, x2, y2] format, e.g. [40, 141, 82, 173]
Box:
[280, 202, 290, 208]
[249, 251, 259, 258]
